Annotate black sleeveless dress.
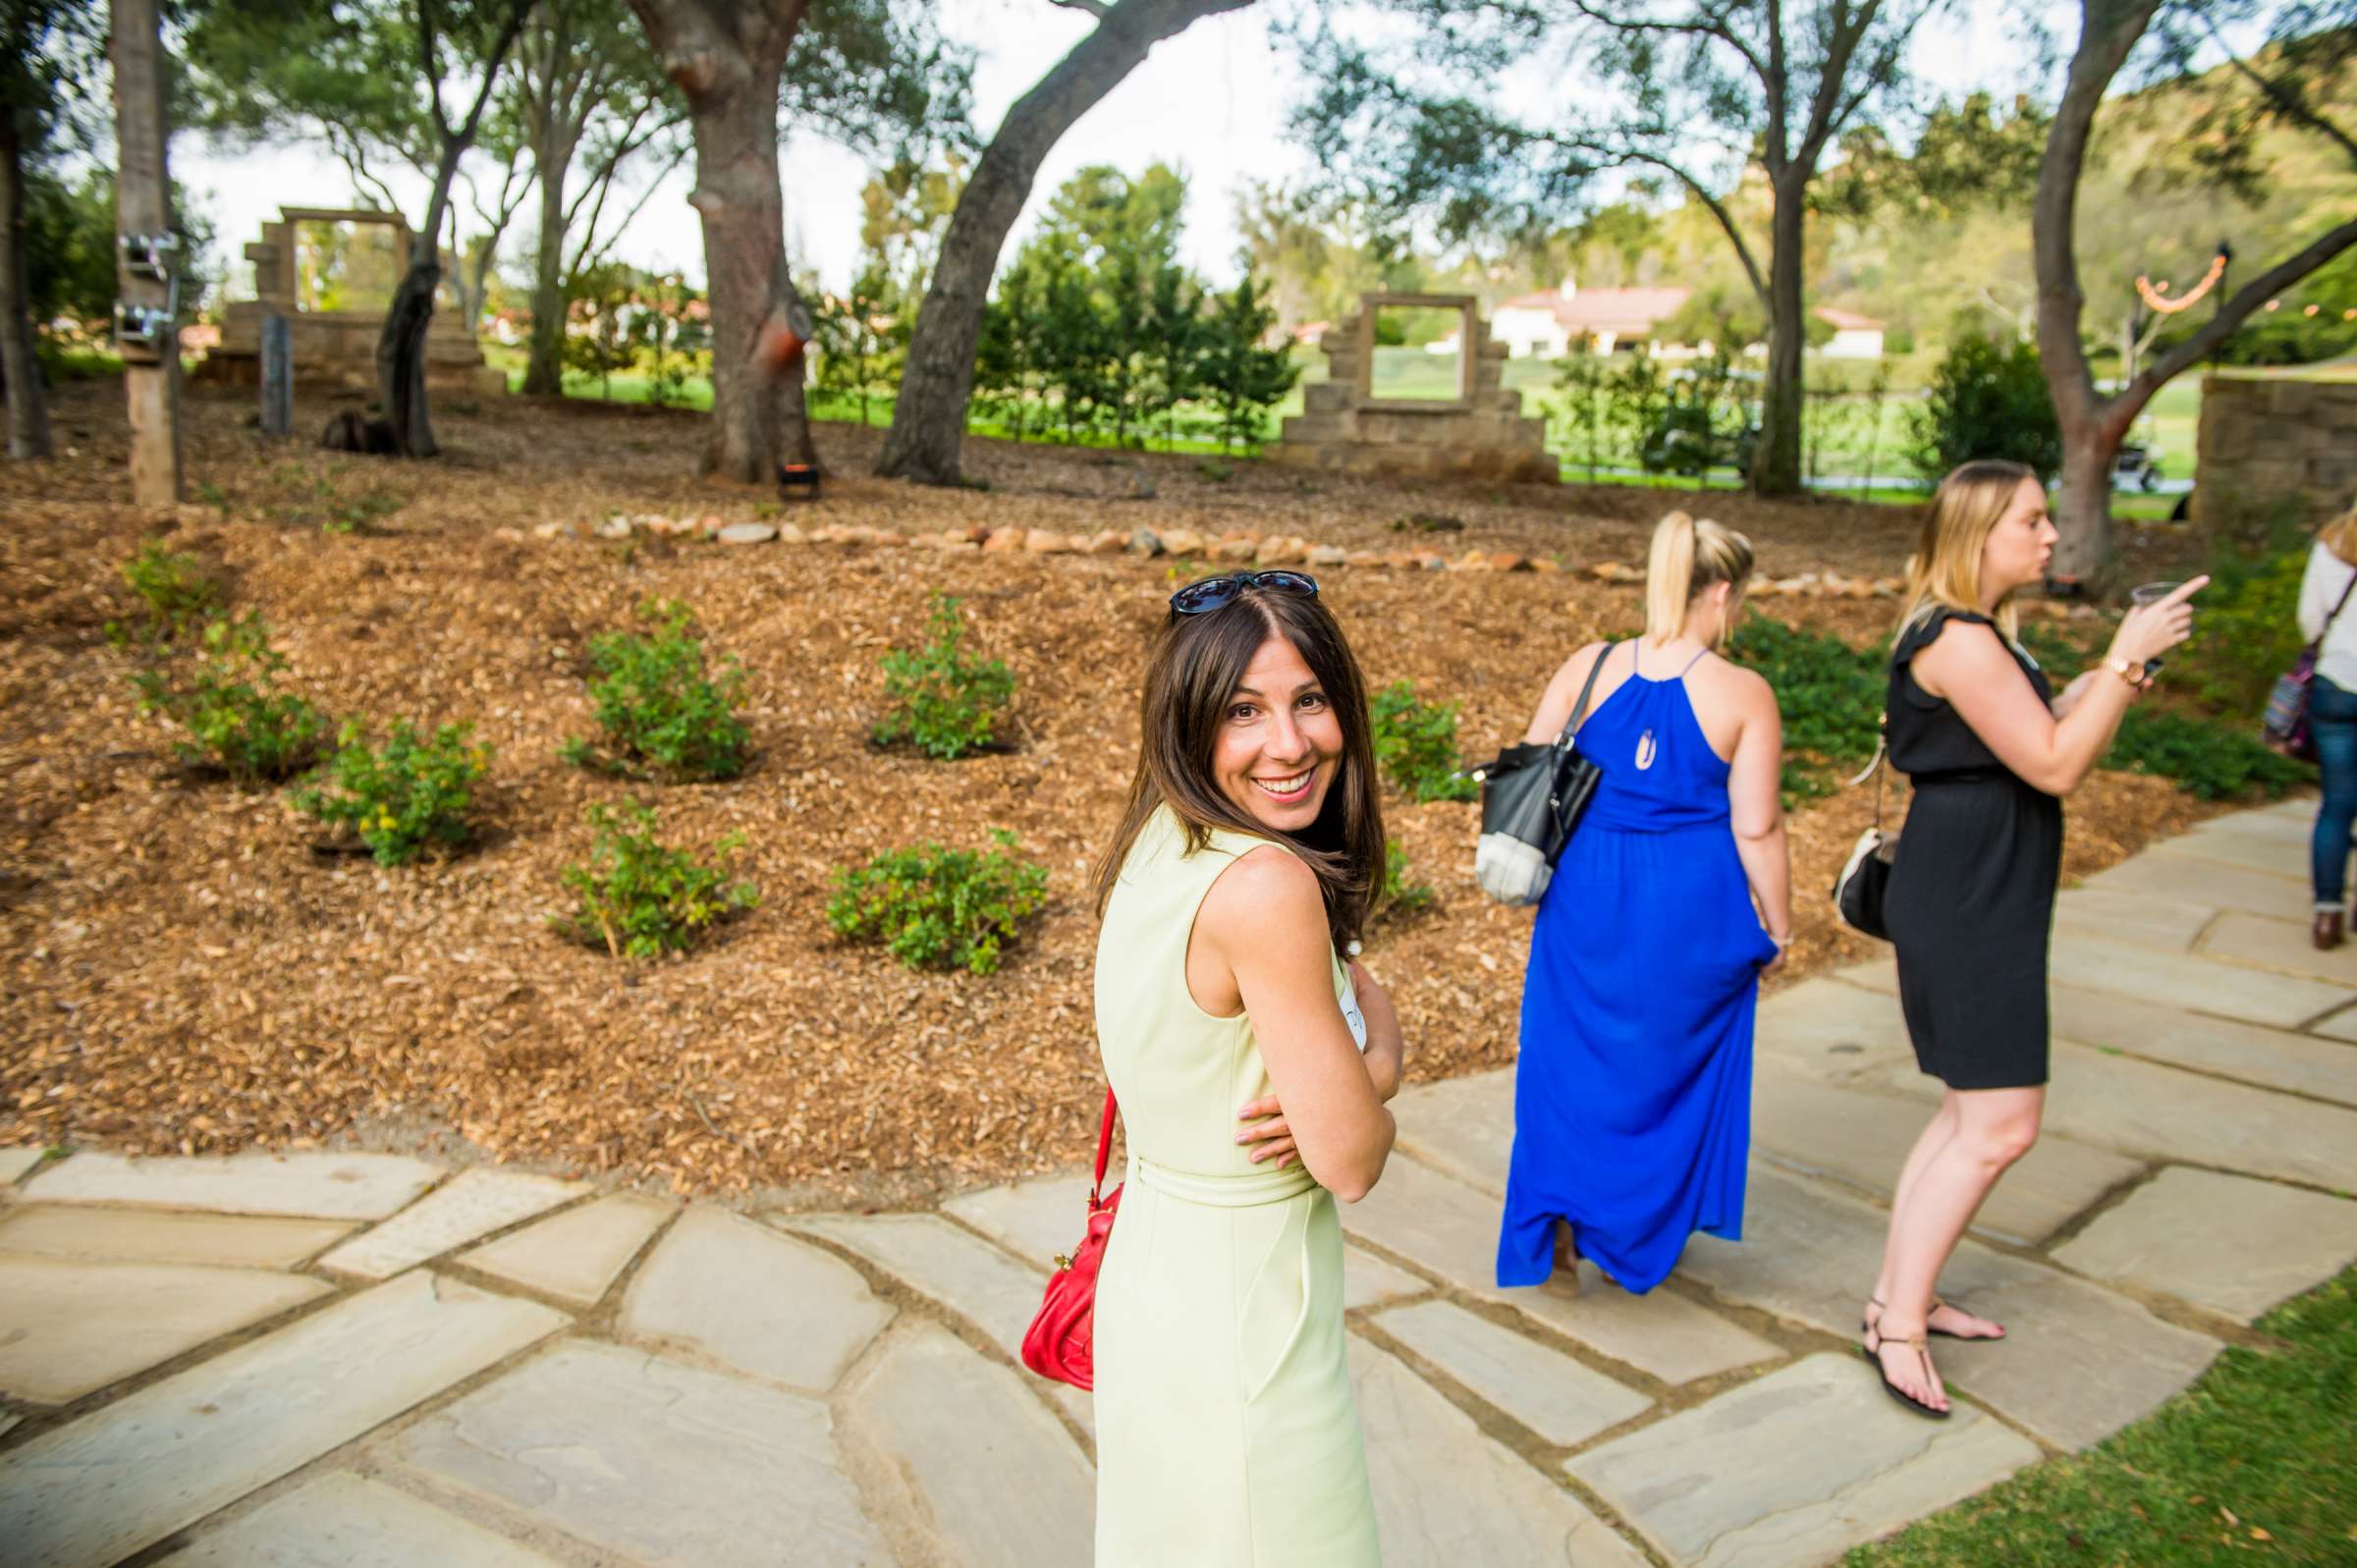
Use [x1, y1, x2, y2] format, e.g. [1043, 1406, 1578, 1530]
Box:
[1884, 608, 2063, 1090]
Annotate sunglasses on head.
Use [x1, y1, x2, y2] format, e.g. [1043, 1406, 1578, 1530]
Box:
[1168, 570, 1320, 616]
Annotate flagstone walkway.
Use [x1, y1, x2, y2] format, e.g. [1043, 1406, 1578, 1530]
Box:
[6, 799, 2357, 1568]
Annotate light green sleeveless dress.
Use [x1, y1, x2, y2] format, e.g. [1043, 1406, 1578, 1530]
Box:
[1092, 804, 1380, 1566]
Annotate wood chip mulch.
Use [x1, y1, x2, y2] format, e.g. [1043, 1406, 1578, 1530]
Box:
[0, 383, 2228, 1202]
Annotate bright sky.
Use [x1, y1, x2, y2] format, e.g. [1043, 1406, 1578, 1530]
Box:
[171, 1, 2090, 301]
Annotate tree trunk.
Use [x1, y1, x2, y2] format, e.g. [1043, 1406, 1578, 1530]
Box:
[2053, 414, 2123, 589]
[1749, 173, 1806, 497]
[524, 131, 573, 396]
[112, 0, 181, 505]
[877, 0, 1252, 486]
[0, 113, 51, 460]
[685, 70, 804, 482]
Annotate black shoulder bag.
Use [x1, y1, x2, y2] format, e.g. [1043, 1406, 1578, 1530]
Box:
[1471, 644, 1614, 906]
[1833, 715, 1893, 940]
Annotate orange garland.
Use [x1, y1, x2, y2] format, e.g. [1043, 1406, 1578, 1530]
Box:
[2135, 253, 2227, 314]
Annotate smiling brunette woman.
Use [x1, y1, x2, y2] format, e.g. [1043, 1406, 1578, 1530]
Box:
[1088, 569, 1400, 1567]
[1864, 460, 2202, 1420]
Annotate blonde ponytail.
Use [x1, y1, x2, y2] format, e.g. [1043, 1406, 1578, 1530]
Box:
[1643, 511, 1755, 649]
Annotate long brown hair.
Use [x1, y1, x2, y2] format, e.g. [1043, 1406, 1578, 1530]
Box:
[1896, 459, 2040, 641]
[1092, 583, 1387, 950]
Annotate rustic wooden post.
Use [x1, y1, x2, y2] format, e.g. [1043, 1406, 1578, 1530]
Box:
[259, 309, 292, 437]
[111, 0, 184, 506]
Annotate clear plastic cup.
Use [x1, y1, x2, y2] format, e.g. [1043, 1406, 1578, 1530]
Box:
[2129, 580, 2188, 676]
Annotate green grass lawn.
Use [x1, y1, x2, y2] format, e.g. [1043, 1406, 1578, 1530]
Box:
[1844, 1267, 2357, 1567]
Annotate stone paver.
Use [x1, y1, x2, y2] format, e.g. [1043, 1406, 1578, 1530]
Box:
[1351, 1338, 1651, 1568]
[841, 1323, 1093, 1567]
[1343, 1243, 1429, 1310]
[1931, 1042, 2357, 1193]
[2054, 1166, 2357, 1324]
[782, 1211, 1042, 1362]
[2307, 1002, 2357, 1042]
[2050, 985, 2357, 1108]
[0, 1204, 353, 1269]
[458, 1191, 674, 1307]
[1754, 1076, 2142, 1246]
[1680, 1166, 2220, 1450]
[153, 1473, 564, 1567]
[23, 1149, 443, 1220]
[0, 1271, 563, 1568]
[1751, 977, 1916, 1083]
[619, 1204, 893, 1390]
[2081, 851, 2314, 922]
[1345, 1154, 1780, 1384]
[1375, 1299, 1653, 1447]
[0, 1147, 47, 1185]
[2046, 935, 2349, 1028]
[2051, 886, 2220, 952]
[1390, 1070, 1515, 1196]
[2150, 825, 2307, 878]
[390, 1339, 890, 1568]
[2200, 908, 2357, 987]
[0, 1257, 330, 1404]
[941, 1170, 1093, 1270]
[318, 1168, 586, 1280]
[1566, 1354, 2042, 1568]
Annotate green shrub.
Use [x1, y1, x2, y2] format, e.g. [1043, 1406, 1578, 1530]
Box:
[130, 613, 328, 784]
[292, 720, 491, 866]
[872, 594, 1015, 760]
[115, 541, 221, 641]
[2166, 535, 2308, 716]
[1375, 840, 1434, 921]
[2104, 708, 2310, 800]
[1370, 681, 1479, 802]
[1729, 617, 1886, 782]
[556, 800, 759, 958]
[565, 599, 749, 780]
[826, 830, 1049, 975]
[1905, 326, 2062, 483]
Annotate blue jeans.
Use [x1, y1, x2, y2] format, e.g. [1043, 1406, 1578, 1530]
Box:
[2311, 676, 2357, 904]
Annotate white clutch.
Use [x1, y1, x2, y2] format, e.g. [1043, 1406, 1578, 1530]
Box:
[1474, 832, 1552, 907]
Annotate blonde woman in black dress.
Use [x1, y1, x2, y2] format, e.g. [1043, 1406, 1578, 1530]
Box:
[1863, 460, 2202, 1418]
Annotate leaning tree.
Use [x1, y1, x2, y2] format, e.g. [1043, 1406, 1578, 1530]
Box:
[625, 0, 964, 484]
[2036, 0, 2357, 589]
[1286, 0, 1939, 498]
[874, 0, 1253, 489]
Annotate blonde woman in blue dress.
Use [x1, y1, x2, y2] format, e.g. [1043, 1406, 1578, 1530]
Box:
[1090, 569, 1403, 1567]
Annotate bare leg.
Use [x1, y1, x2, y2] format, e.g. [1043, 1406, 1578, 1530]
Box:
[1871, 1094, 1958, 1310]
[1548, 1217, 1582, 1297]
[1871, 1087, 2044, 1412]
[1868, 1097, 2009, 1340]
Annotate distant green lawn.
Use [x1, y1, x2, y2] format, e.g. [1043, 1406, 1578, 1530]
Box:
[1845, 1267, 2357, 1567]
[485, 341, 2199, 510]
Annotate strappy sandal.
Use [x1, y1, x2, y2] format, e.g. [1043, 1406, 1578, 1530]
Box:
[1861, 1323, 1950, 1420]
[1864, 1295, 2005, 1342]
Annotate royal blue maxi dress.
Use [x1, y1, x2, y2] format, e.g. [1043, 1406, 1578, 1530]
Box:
[1496, 642, 1777, 1294]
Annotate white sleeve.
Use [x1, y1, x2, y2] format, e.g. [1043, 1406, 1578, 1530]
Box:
[2299, 543, 2347, 643]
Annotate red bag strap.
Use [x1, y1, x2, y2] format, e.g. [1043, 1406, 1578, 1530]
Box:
[1090, 1087, 1119, 1204]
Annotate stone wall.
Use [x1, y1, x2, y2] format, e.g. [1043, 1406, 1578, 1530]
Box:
[1265, 294, 1556, 485]
[195, 207, 503, 400]
[2193, 371, 2357, 528]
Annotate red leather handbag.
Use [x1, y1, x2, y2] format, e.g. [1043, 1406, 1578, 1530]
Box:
[1020, 1088, 1122, 1390]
